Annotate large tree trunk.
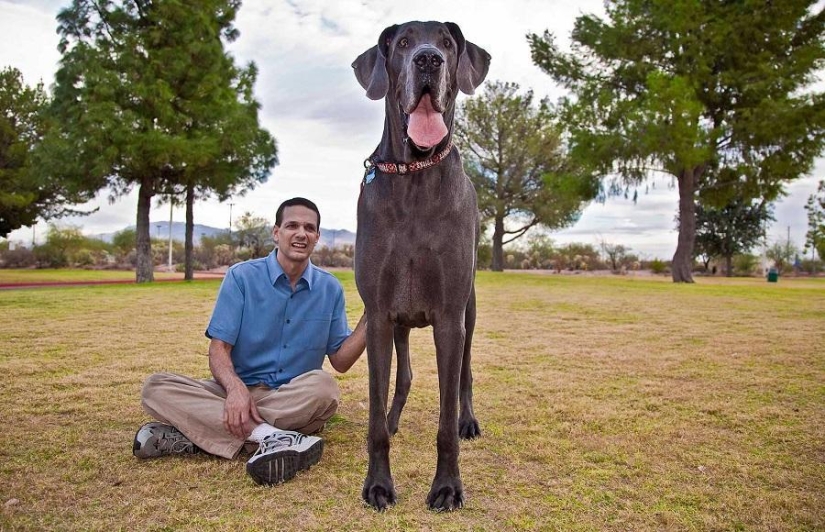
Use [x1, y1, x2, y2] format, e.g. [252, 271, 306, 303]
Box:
[491, 216, 505, 272]
[725, 254, 734, 277]
[671, 168, 699, 283]
[135, 179, 155, 283]
[184, 181, 194, 281]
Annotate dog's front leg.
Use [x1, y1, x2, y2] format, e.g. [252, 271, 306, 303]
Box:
[362, 317, 396, 511]
[427, 319, 466, 511]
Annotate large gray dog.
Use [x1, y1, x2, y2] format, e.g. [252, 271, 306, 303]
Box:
[352, 21, 490, 511]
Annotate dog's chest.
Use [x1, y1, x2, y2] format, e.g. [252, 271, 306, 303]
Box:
[359, 169, 475, 245]
[356, 168, 477, 312]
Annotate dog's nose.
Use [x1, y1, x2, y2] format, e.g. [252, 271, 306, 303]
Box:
[414, 49, 443, 72]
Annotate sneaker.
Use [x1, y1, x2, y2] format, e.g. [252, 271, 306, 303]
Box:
[246, 431, 323, 485]
[133, 422, 200, 459]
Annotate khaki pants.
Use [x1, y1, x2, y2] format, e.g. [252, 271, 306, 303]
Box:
[140, 370, 340, 459]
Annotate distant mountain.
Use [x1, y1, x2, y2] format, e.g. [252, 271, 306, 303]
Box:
[94, 222, 226, 245]
[94, 222, 355, 248]
[319, 228, 356, 249]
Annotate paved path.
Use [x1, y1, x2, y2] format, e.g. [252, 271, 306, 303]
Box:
[0, 272, 225, 290]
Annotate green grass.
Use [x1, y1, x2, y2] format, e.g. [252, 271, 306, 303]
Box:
[1, 270, 824, 530]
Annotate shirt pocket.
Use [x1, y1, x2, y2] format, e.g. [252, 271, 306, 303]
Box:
[295, 315, 332, 351]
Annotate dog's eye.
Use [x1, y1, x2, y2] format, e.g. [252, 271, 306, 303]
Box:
[399, 38, 408, 48]
[444, 39, 452, 48]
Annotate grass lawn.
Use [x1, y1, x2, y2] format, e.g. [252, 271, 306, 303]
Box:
[1, 271, 823, 530]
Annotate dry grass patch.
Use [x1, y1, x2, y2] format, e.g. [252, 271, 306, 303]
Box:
[1, 272, 823, 530]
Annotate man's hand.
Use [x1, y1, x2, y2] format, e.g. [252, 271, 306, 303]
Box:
[223, 386, 265, 439]
[209, 338, 265, 440]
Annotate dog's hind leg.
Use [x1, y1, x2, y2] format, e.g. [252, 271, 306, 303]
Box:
[387, 325, 412, 435]
[458, 285, 481, 439]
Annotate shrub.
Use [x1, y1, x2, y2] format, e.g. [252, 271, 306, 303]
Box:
[733, 253, 759, 276]
[649, 259, 668, 274]
[0, 246, 36, 268]
[476, 243, 492, 270]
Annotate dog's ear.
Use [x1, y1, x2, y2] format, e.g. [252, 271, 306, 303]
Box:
[352, 25, 398, 101]
[445, 22, 491, 95]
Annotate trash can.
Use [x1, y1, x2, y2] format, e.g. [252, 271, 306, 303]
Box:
[767, 267, 779, 283]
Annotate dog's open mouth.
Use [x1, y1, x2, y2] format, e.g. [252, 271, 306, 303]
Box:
[405, 92, 448, 150]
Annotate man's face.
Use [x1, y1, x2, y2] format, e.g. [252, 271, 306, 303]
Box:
[273, 205, 320, 265]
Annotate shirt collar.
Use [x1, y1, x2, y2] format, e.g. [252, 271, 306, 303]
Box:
[267, 250, 315, 289]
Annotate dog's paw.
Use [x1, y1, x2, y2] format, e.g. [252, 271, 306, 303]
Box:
[458, 417, 481, 440]
[362, 479, 397, 511]
[426, 479, 465, 511]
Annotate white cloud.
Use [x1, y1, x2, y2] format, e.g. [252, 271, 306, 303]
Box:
[1, 0, 821, 259]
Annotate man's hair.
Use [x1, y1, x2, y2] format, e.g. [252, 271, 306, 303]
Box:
[275, 197, 321, 228]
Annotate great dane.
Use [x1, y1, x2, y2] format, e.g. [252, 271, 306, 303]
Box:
[352, 21, 490, 511]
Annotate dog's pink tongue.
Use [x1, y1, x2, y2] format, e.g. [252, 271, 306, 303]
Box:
[407, 94, 448, 148]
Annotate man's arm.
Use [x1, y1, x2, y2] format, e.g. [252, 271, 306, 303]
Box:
[208, 338, 264, 439]
[328, 313, 367, 373]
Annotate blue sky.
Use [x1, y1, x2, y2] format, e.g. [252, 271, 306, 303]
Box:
[1, 0, 821, 259]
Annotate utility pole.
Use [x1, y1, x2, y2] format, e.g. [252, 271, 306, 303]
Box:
[168, 198, 174, 272]
[228, 201, 235, 256]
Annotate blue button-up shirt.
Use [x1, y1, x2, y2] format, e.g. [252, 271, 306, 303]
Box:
[205, 251, 351, 389]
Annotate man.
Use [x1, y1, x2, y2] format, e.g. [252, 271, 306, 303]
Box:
[133, 197, 366, 486]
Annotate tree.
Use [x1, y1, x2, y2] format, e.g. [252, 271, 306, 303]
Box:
[455, 81, 598, 271]
[694, 197, 774, 277]
[156, 31, 277, 280]
[766, 239, 798, 274]
[110, 227, 136, 263]
[234, 211, 271, 259]
[0, 67, 95, 237]
[529, 0, 825, 282]
[804, 180, 825, 265]
[48, 0, 276, 283]
[599, 239, 631, 272]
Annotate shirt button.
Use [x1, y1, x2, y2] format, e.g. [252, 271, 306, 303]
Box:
[286, 319, 291, 324]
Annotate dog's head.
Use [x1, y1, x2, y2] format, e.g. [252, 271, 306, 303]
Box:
[353, 21, 490, 151]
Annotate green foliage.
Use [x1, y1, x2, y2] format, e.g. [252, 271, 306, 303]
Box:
[47, 0, 277, 282]
[694, 198, 774, 276]
[33, 224, 109, 268]
[110, 228, 136, 261]
[456, 81, 598, 271]
[0, 67, 96, 237]
[529, 0, 825, 282]
[805, 180, 825, 260]
[733, 253, 760, 277]
[649, 259, 668, 275]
